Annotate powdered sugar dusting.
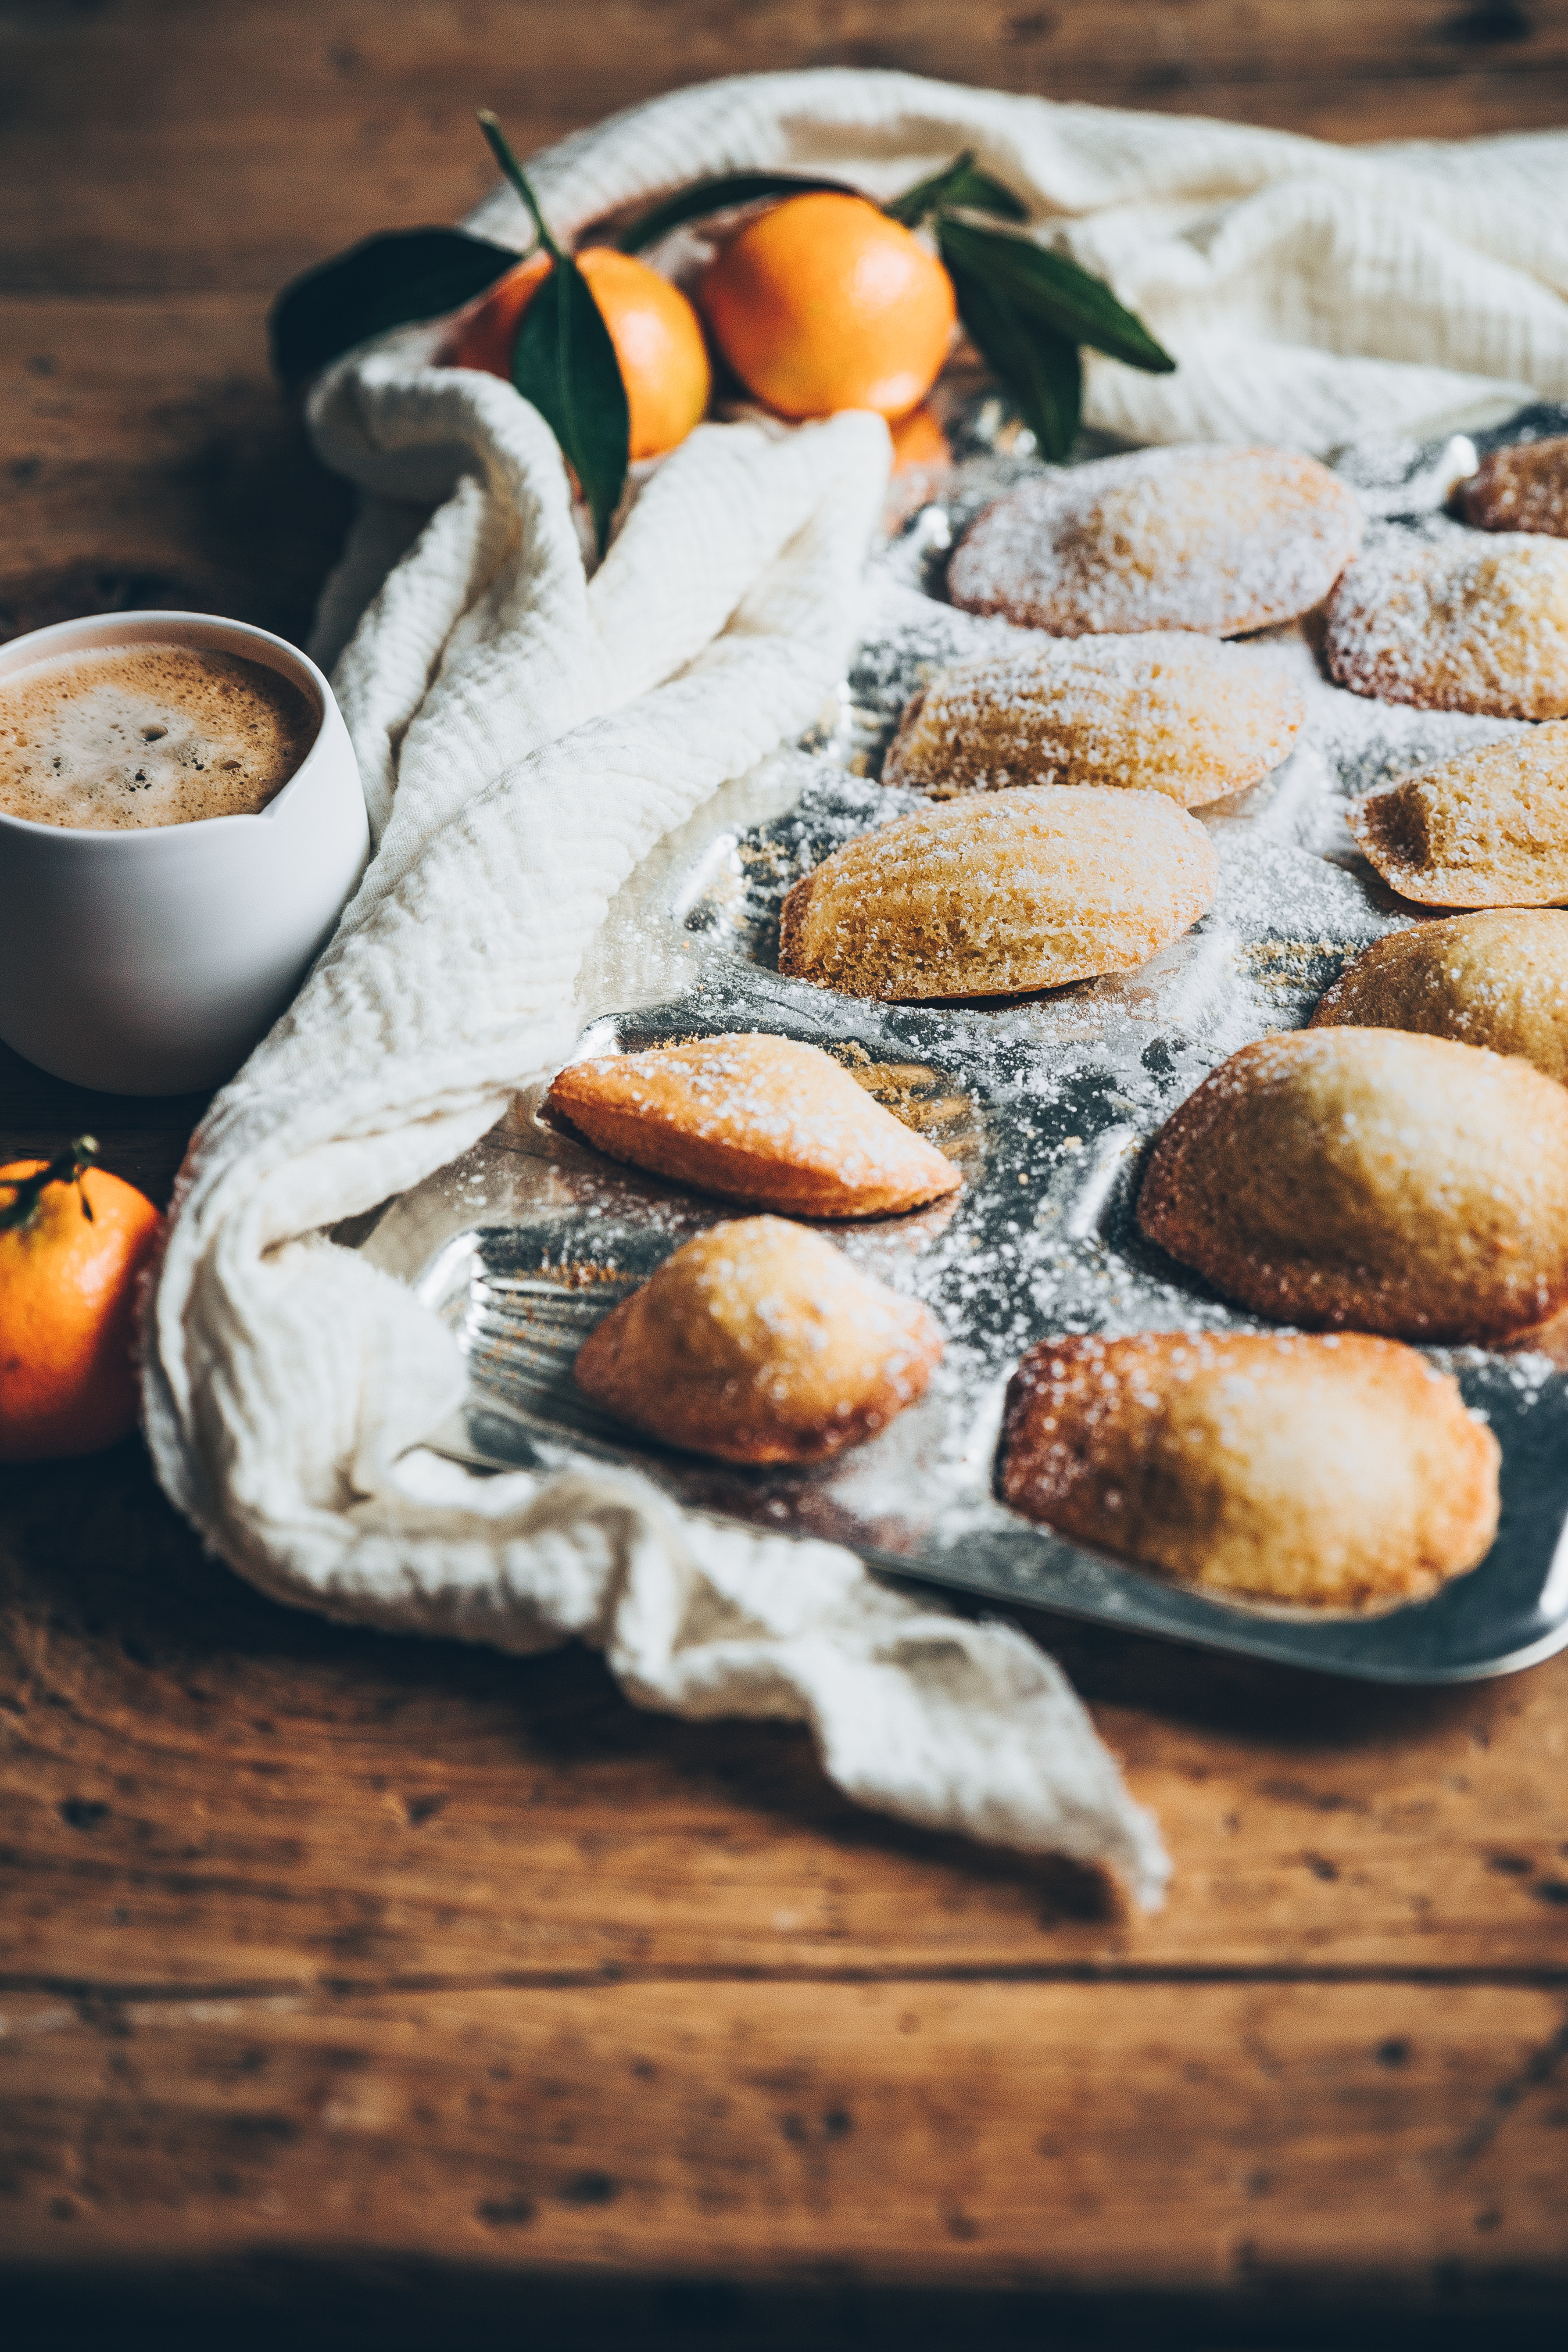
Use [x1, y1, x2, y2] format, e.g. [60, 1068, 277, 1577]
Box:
[947, 444, 1364, 637]
[365, 394, 1568, 1674]
[1344, 726, 1568, 907]
[551, 1032, 958, 1212]
[882, 630, 1304, 805]
[1462, 432, 1568, 537]
[780, 788, 1219, 1002]
[1325, 524, 1568, 720]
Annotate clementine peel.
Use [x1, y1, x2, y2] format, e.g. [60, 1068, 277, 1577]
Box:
[698, 191, 956, 422]
[444, 246, 711, 462]
[0, 1138, 163, 1462]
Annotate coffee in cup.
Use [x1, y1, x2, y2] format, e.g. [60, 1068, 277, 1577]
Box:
[0, 610, 369, 1092]
[0, 643, 317, 831]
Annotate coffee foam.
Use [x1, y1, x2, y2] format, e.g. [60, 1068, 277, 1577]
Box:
[0, 644, 318, 830]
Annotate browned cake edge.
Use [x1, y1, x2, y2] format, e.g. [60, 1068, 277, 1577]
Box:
[573, 1289, 942, 1465]
[776, 869, 817, 977]
[1134, 1060, 1568, 1345]
[992, 1331, 1500, 1611]
[545, 1083, 960, 1219]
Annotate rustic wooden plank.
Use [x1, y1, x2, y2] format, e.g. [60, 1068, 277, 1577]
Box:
[1132, 66, 1568, 142]
[0, 1043, 205, 1208]
[2, 3, 1565, 292]
[89, 0, 1564, 92]
[4, 1441, 1567, 1990]
[0, 295, 352, 644]
[5, 5, 1568, 2314]
[3, 1974, 1566, 2284]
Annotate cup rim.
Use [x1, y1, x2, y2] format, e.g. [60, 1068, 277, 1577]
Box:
[0, 609, 343, 843]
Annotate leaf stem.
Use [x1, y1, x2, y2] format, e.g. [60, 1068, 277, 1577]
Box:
[0, 1135, 99, 1234]
[618, 170, 858, 254]
[476, 111, 561, 262]
[883, 150, 1027, 230]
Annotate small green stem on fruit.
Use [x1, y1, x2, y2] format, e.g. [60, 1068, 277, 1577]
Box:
[476, 111, 561, 262]
[0, 1135, 99, 1234]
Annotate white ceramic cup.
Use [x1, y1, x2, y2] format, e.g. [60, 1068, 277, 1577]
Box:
[0, 610, 369, 1095]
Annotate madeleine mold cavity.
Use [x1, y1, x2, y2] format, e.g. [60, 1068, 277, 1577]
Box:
[356, 395, 1568, 1684]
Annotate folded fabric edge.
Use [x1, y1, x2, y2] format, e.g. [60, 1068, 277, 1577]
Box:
[142, 86, 1190, 1917]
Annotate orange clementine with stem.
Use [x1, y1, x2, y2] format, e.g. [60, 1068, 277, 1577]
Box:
[444, 247, 711, 462]
[0, 1137, 163, 1462]
[698, 192, 956, 422]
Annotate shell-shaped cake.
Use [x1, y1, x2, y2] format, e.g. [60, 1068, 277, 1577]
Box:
[997, 1330, 1500, 1612]
[778, 788, 1217, 1002]
[1324, 534, 1568, 719]
[881, 634, 1304, 808]
[1136, 1028, 1568, 1342]
[573, 1217, 942, 1464]
[946, 444, 1363, 638]
[1461, 433, 1568, 539]
[1311, 910, 1568, 1085]
[1344, 725, 1568, 906]
[549, 1033, 961, 1219]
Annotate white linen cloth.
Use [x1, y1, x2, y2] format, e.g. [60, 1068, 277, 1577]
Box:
[145, 69, 1568, 1915]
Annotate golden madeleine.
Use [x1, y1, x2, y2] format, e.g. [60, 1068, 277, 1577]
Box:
[778, 788, 1217, 1002]
[1137, 1027, 1568, 1342]
[947, 444, 1363, 638]
[1344, 725, 1568, 906]
[881, 634, 1305, 807]
[1461, 433, 1568, 539]
[1324, 533, 1568, 719]
[1311, 910, 1568, 1084]
[573, 1217, 942, 1464]
[998, 1330, 1499, 1612]
[549, 1033, 961, 1219]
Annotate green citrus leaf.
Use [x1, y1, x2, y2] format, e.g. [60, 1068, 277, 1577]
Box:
[617, 170, 859, 253]
[269, 228, 522, 383]
[941, 227, 1082, 462]
[938, 217, 1175, 376]
[477, 111, 563, 261]
[511, 253, 630, 557]
[478, 113, 630, 557]
[884, 150, 1027, 229]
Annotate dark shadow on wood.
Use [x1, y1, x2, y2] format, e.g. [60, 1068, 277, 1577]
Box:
[5, 2254, 1568, 2351]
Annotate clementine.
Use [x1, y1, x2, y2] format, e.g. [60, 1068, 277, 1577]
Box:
[698, 192, 956, 422]
[0, 1138, 163, 1462]
[889, 405, 952, 474]
[443, 246, 711, 462]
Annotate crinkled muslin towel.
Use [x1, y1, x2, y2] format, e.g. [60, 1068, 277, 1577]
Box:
[145, 70, 1568, 1914]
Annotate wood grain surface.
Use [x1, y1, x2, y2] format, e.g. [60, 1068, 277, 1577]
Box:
[2, 4, 1567, 2338]
[4, 1436, 1568, 2328]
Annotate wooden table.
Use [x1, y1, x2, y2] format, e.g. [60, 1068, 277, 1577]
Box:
[4, 9, 1568, 2342]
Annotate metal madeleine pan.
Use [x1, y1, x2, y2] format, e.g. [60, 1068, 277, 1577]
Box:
[357, 397, 1568, 1684]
